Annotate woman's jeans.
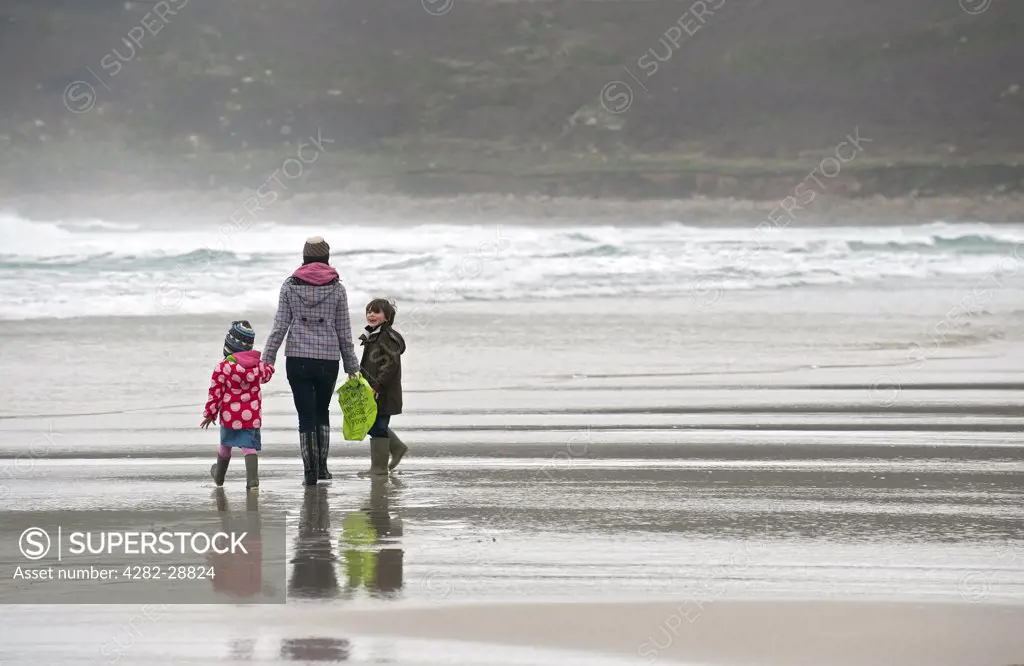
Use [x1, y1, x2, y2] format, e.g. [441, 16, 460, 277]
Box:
[286, 357, 340, 432]
[367, 414, 391, 438]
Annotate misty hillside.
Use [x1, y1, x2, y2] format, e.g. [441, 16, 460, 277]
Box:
[2, 0, 1023, 197]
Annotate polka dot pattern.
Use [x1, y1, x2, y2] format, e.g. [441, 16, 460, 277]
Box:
[202, 359, 272, 432]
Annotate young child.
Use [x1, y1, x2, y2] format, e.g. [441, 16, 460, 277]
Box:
[358, 298, 407, 475]
[201, 320, 275, 490]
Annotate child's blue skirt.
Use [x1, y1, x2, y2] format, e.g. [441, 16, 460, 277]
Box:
[220, 426, 262, 451]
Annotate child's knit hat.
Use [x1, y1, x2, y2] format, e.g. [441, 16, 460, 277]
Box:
[223, 320, 255, 356]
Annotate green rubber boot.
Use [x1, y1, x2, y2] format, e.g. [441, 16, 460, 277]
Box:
[358, 437, 390, 476]
[210, 455, 230, 487]
[386, 428, 408, 471]
[245, 454, 259, 491]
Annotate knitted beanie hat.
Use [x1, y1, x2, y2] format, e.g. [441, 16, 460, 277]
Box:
[303, 236, 330, 262]
[223, 320, 255, 357]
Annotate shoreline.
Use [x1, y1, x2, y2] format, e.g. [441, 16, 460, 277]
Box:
[4, 189, 1024, 226]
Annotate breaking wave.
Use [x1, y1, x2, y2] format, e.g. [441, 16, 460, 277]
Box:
[2, 214, 1023, 320]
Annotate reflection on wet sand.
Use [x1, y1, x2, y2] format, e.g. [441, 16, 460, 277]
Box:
[271, 478, 405, 661]
[210, 488, 268, 601]
[289, 485, 340, 600]
[341, 477, 405, 598]
[228, 638, 257, 660]
[286, 478, 406, 601]
[279, 637, 352, 662]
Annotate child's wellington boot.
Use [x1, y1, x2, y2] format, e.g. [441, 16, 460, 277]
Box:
[245, 454, 259, 491]
[210, 455, 230, 487]
[386, 428, 408, 471]
[358, 437, 391, 476]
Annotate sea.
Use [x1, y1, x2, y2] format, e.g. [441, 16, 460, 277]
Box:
[2, 213, 1024, 320]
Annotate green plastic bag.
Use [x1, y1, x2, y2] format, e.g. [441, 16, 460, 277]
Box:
[336, 374, 378, 441]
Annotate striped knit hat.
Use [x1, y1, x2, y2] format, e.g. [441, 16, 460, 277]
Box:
[303, 236, 330, 262]
[223, 320, 255, 356]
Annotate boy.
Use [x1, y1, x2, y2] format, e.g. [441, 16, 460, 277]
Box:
[358, 298, 407, 475]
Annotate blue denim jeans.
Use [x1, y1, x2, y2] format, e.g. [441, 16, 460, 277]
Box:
[367, 414, 391, 438]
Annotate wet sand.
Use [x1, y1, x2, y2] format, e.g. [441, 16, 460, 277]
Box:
[326, 600, 1024, 666]
[1, 293, 1023, 664]
[0, 445, 1022, 665]
[3, 597, 1023, 666]
[2, 391, 1023, 665]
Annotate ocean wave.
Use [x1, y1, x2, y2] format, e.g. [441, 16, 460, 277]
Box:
[546, 243, 625, 259]
[847, 234, 1021, 254]
[2, 214, 1024, 319]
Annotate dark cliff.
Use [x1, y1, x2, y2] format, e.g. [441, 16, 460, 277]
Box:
[2, 0, 1023, 199]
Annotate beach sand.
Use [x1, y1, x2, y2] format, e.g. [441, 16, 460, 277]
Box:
[1, 288, 1023, 664]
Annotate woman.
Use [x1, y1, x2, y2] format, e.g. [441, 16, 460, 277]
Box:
[263, 236, 360, 486]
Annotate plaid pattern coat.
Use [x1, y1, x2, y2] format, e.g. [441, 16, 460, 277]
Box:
[262, 265, 360, 374]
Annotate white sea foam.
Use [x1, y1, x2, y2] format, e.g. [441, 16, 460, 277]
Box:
[2, 214, 1024, 320]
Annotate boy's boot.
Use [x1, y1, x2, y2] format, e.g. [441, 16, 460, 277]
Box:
[316, 425, 333, 481]
[245, 454, 259, 491]
[210, 454, 230, 487]
[358, 438, 390, 476]
[299, 431, 319, 486]
[386, 428, 408, 471]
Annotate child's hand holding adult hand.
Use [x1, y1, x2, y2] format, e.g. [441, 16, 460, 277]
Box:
[200, 417, 215, 429]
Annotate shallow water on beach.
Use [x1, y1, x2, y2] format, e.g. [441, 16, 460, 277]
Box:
[2, 282, 1024, 664]
[1, 443, 1022, 665]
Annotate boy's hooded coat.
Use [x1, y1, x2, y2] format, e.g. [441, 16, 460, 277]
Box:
[358, 323, 406, 416]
